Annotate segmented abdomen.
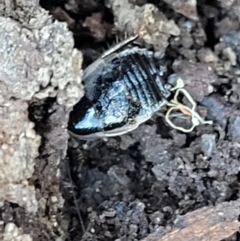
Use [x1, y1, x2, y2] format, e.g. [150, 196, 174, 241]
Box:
[68, 47, 170, 138]
[119, 47, 169, 110]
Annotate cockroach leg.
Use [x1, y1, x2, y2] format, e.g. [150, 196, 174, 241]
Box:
[101, 34, 139, 59]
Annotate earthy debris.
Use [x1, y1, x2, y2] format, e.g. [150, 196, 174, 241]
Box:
[0, 12, 83, 107]
[201, 94, 234, 129]
[218, 0, 240, 22]
[223, 47, 237, 65]
[2, 223, 32, 241]
[228, 111, 240, 142]
[201, 134, 216, 157]
[107, 0, 180, 52]
[141, 199, 240, 241]
[83, 12, 113, 42]
[197, 48, 219, 63]
[0, 97, 40, 213]
[130, 125, 174, 164]
[172, 60, 217, 102]
[162, 0, 198, 20]
[51, 7, 76, 30]
[214, 17, 240, 39]
[221, 30, 240, 63]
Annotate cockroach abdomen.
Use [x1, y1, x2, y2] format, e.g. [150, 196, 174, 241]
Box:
[68, 45, 172, 139]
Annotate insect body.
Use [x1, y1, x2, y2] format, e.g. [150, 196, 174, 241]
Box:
[68, 41, 172, 140]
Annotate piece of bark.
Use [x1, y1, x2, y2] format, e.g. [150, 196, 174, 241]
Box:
[141, 200, 240, 241]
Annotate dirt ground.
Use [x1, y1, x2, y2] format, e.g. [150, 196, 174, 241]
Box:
[1, 0, 240, 240]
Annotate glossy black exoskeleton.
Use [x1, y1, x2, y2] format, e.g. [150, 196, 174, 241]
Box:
[68, 36, 173, 140]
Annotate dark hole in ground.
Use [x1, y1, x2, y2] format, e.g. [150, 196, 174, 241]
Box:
[197, 0, 221, 48]
[147, 0, 177, 20]
[237, 232, 240, 241]
[155, 116, 172, 138]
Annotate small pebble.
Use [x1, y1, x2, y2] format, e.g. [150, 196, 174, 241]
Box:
[201, 134, 216, 157]
[222, 47, 237, 66]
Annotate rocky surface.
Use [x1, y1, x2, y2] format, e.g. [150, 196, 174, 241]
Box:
[0, 0, 83, 240]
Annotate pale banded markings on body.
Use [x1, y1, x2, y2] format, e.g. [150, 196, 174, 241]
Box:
[68, 35, 213, 140]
